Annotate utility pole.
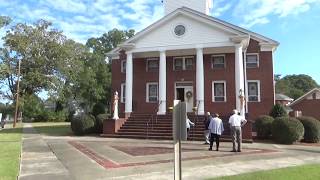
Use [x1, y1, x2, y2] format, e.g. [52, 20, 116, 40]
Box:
[13, 59, 21, 128]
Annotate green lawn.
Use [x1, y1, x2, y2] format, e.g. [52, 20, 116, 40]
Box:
[31, 122, 71, 136]
[0, 123, 22, 180]
[212, 164, 320, 180]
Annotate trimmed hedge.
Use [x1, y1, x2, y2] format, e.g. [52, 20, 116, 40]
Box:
[270, 104, 288, 118]
[95, 114, 109, 133]
[71, 114, 95, 136]
[297, 116, 320, 143]
[271, 117, 304, 144]
[255, 115, 274, 139]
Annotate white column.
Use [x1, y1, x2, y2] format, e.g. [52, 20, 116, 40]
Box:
[158, 50, 166, 115]
[125, 51, 133, 116]
[235, 44, 245, 116]
[196, 47, 205, 115]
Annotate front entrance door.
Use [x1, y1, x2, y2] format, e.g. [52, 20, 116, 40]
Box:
[175, 82, 194, 112]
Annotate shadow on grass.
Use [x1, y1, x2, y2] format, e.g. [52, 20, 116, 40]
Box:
[0, 126, 23, 134]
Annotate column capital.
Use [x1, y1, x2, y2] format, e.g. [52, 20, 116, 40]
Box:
[125, 51, 133, 55]
[158, 48, 166, 52]
[234, 43, 243, 49]
[195, 44, 204, 50]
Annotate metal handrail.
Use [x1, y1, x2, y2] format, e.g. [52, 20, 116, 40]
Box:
[191, 100, 201, 141]
[146, 100, 163, 139]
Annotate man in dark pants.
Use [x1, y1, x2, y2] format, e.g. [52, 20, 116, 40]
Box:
[203, 112, 212, 144]
[208, 113, 224, 151]
[228, 110, 247, 152]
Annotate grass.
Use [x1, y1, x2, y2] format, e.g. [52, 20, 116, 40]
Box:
[0, 123, 22, 180]
[31, 122, 72, 136]
[212, 164, 320, 180]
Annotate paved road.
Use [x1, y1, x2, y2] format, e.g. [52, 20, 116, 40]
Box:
[19, 123, 320, 180]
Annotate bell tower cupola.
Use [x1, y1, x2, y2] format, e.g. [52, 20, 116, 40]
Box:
[163, 0, 213, 15]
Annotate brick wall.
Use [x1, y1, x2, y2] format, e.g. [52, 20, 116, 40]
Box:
[291, 99, 320, 120]
[111, 39, 275, 121]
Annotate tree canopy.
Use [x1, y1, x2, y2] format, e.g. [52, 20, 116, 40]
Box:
[276, 74, 319, 99]
[0, 17, 134, 121]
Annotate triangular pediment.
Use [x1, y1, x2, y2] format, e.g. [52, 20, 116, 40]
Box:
[108, 7, 278, 55]
[131, 12, 240, 49]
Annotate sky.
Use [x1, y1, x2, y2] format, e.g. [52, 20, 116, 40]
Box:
[0, 0, 320, 85]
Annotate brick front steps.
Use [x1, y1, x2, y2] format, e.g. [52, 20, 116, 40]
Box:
[101, 113, 252, 143]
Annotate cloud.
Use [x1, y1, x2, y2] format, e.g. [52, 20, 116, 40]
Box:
[212, 0, 233, 17]
[233, 0, 320, 28]
[0, 0, 165, 43]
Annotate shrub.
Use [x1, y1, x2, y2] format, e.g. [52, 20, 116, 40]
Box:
[92, 103, 106, 117]
[71, 114, 95, 135]
[95, 114, 109, 133]
[255, 115, 274, 139]
[270, 104, 288, 118]
[271, 117, 304, 144]
[297, 116, 320, 143]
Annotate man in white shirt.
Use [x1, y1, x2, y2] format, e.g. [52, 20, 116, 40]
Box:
[228, 110, 247, 152]
[208, 113, 224, 151]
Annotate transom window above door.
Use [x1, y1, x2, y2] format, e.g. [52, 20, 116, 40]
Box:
[173, 56, 194, 70]
[212, 55, 225, 69]
[146, 58, 159, 72]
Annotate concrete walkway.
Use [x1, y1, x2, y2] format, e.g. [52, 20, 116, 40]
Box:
[19, 123, 320, 180]
[19, 124, 72, 180]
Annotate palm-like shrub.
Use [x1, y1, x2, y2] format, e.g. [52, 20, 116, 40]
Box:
[270, 104, 288, 118]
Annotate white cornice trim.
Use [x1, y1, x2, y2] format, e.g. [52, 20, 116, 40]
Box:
[289, 88, 320, 107]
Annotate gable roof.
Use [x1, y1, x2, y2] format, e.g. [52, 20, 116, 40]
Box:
[289, 88, 320, 107]
[108, 7, 279, 55]
[275, 94, 294, 101]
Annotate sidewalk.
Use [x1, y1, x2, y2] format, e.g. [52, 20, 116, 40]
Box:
[18, 124, 72, 180]
[18, 123, 320, 180]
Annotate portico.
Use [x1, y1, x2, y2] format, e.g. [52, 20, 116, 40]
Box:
[122, 37, 249, 117]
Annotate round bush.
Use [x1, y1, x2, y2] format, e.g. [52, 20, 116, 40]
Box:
[297, 116, 320, 143]
[255, 115, 274, 139]
[271, 117, 304, 144]
[95, 114, 109, 133]
[71, 114, 95, 136]
[92, 103, 106, 117]
[269, 104, 288, 118]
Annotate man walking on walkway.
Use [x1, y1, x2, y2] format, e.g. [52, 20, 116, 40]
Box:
[203, 112, 212, 144]
[228, 110, 247, 152]
[208, 113, 224, 151]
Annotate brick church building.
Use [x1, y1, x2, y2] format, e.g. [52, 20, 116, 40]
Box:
[104, 0, 279, 141]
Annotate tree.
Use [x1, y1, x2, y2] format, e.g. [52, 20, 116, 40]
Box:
[0, 16, 11, 28]
[86, 28, 135, 57]
[276, 74, 319, 99]
[0, 20, 68, 100]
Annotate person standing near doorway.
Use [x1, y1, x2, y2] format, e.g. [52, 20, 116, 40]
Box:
[228, 110, 247, 152]
[203, 112, 212, 144]
[208, 113, 224, 151]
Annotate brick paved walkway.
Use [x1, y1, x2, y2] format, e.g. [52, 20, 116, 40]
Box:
[19, 123, 320, 180]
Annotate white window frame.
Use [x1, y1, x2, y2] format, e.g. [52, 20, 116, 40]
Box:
[120, 83, 126, 103]
[247, 80, 261, 102]
[246, 53, 259, 68]
[146, 82, 158, 103]
[211, 54, 226, 69]
[212, 81, 227, 102]
[146, 58, 159, 72]
[173, 56, 194, 71]
[121, 60, 126, 73]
